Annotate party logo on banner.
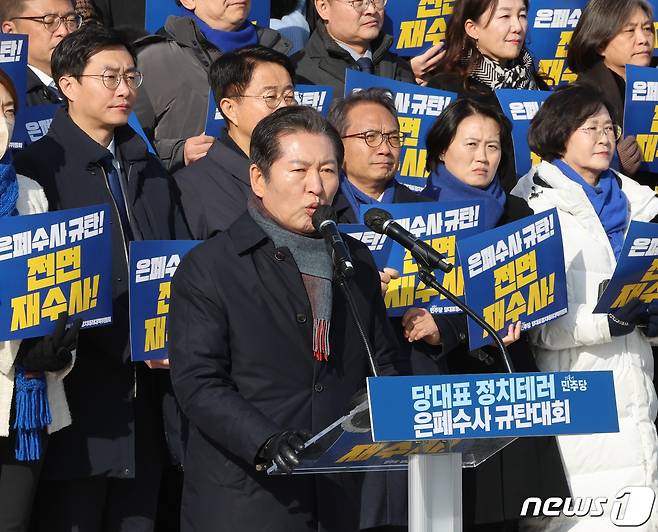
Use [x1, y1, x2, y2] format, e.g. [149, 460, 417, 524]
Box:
[526, 1, 585, 86]
[0, 205, 113, 340]
[458, 209, 568, 350]
[624, 65, 658, 172]
[387, 0, 453, 57]
[339, 201, 483, 316]
[368, 371, 618, 442]
[594, 221, 658, 312]
[345, 71, 456, 191]
[129, 240, 201, 361]
[0, 35, 28, 148]
[496, 89, 551, 177]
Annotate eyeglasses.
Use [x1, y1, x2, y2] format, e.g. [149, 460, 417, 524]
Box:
[9, 13, 82, 33]
[77, 70, 144, 90]
[230, 91, 297, 109]
[335, 0, 387, 13]
[342, 130, 405, 148]
[577, 124, 622, 141]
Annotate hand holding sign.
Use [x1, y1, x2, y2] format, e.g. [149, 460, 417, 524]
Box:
[183, 134, 215, 166]
[15, 312, 81, 372]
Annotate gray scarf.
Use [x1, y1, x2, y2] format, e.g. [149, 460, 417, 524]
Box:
[248, 197, 334, 361]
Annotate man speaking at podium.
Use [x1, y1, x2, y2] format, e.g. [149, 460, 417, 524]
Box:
[168, 105, 408, 532]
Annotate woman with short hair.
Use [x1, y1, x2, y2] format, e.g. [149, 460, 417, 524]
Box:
[513, 82, 658, 530]
[568, 0, 655, 184]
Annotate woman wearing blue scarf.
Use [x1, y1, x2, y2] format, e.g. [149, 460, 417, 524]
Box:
[513, 83, 658, 530]
[419, 99, 570, 530]
[0, 71, 79, 531]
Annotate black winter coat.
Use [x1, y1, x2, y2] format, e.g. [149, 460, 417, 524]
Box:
[424, 193, 571, 525]
[134, 16, 292, 173]
[293, 23, 416, 97]
[168, 211, 409, 532]
[174, 130, 250, 239]
[25, 68, 61, 107]
[14, 109, 191, 479]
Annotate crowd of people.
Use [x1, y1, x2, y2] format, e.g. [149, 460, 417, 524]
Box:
[0, 0, 656, 531]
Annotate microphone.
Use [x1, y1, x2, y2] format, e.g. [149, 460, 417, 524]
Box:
[312, 205, 355, 279]
[364, 207, 453, 273]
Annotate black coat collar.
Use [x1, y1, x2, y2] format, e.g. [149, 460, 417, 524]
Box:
[206, 129, 251, 186]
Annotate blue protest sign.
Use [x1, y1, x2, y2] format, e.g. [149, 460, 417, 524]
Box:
[386, 0, 451, 57]
[368, 371, 619, 442]
[340, 201, 483, 316]
[295, 85, 333, 116]
[146, 2, 270, 33]
[345, 71, 457, 190]
[0, 205, 113, 340]
[23, 104, 58, 146]
[624, 65, 658, 172]
[205, 88, 224, 138]
[129, 240, 201, 361]
[0, 35, 29, 148]
[457, 209, 568, 350]
[496, 89, 551, 177]
[649, 1, 658, 56]
[128, 113, 156, 155]
[594, 221, 658, 312]
[526, 1, 585, 86]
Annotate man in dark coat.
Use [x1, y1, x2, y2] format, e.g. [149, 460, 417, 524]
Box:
[174, 45, 296, 239]
[1, 0, 79, 106]
[169, 105, 408, 532]
[14, 25, 190, 532]
[133, 0, 292, 173]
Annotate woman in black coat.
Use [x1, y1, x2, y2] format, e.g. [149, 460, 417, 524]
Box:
[410, 98, 570, 530]
[427, 0, 549, 191]
[568, 0, 655, 188]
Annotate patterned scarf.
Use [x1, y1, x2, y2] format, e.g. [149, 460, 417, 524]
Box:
[0, 152, 18, 217]
[248, 197, 334, 361]
[469, 48, 538, 90]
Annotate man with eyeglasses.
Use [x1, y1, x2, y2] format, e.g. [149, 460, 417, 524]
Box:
[294, 0, 444, 97]
[174, 45, 297, 240]
[14, 24, 190, 532]
[133, 0, 292, 174]
[1, 0, 81, 106]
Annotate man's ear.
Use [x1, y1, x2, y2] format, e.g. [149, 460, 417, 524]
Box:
[315, 0, 331, 23]
[1, 21, 16, 34]
[250, 163, 266, 198]
[179, 0, 196, 11]
[219, 97, 238, 128]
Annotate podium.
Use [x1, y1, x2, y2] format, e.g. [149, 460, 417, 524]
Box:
[269, 371, 620, 532]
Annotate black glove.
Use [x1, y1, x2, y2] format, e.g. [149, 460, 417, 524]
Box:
[15, 312, 82, 372]
[257, 430, 310, 474]
[643, 302, 658, 338]
[608, 299, 647, 337]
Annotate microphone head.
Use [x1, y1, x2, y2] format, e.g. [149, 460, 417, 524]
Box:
[364, 207, 392, 233]
[311, 204, 337, 232]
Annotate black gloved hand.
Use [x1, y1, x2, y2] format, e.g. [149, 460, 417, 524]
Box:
[643, 302, 658, 338]
[15, 312, 82, 372]
[257, 430, 310, 474]
[608, 299, 648, 337]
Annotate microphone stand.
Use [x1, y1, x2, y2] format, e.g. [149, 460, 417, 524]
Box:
[414, 257, 515, 374]
[335, 267, 379, 377]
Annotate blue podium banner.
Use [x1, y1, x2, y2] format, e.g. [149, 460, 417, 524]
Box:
[526, 0, 585, 86]
[129, 240, 201, 361]
[624, 65, 658, 172]
[344, 71, 457, 191]
[340, 200, 483, 316]
[458, 209, 568, 350]
[495, 89, 551, 177]
[0, 35, 28, 148]
[594, 221, 658, 312]
[386, 0, 451, 57]
[368, 371, 619, 442]
[0, 205, 113, 340]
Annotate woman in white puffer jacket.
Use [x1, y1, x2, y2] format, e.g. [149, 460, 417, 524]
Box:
[512, 83, 658, 532]
[0, 70, 78, 532]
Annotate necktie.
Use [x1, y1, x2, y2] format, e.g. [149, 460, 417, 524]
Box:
[356, 57, 374, 74]
[47, 82, 62, 102]
[101, 155, 132, 239]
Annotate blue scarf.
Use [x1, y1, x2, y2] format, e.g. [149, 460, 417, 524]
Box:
[554, 160, 628, 260]
[422, 165, 506, 230]
[339, 173, 396, 220]
[0, 152, 18, 217]
[188, 12, 258, 53]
